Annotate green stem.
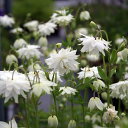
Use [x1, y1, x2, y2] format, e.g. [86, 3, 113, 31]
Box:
[24, 99, 30, 128]
[81, 104, 85, 128]
[52, 92, 57, 116]
[71, 98, 74, 119]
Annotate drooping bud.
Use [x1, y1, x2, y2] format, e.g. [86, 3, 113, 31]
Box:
[6, 54, 18, 65]
[56, 43, 62, 49]
[38, 37, 48, 47]
[48, 115, 58, 128]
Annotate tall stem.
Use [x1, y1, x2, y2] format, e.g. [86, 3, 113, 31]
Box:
[52, 92, 57, 116]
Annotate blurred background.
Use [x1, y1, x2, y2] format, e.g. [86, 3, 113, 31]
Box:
[0, 0, 128, 122]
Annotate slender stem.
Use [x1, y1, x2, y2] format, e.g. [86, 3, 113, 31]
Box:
[71, 98, 74, 119]
[52, 91, 57, 116]
[24, 99, 30, 128]
[81, 104, 85, 128]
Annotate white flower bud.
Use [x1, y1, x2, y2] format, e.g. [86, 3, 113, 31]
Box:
[68, 120, 76, 128]
[13, 38, 27, 49]
[6, 54, 18, 65]
[38, 37, 48, 47]
[80, 11, 90, 21]
[93, 79, 105, 91]
[48, 115, 58, 128]
[88, 97, 104, 111]
[85, 115, 91, 122]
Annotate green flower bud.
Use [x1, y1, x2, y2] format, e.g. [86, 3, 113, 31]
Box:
[68, 120, 76, 128]
[56, 43, 62, 48]
[48, 115, 58, 128]
[90, 21, 97, 28]
[101, 92, 107, 101]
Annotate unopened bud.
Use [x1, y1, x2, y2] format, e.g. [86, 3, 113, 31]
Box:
[101, 92, 107, 101]
[90, 21, 97, 28]
[6, 54, 18, 65]
[56, 43, 62, 48]
[38, 37, 48, 47]
[48, 115, 58, 128]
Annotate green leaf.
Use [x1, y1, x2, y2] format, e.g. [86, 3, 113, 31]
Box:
[110, 50, 117, 64]
[98, 67, 108, 81]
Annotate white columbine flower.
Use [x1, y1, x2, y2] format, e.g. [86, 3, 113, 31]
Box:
[0, 15, 15, 27]
[51, 9, 73, 26]
[0, 119, 18, 128]
[28, 63, 41, 72]
[88, 97, 104, 111]
[93, 79, 105, 91]
[13, 38, 27, 49]
[115, 37, 126, 45]
[75, 28, 88, 38]
[79, 35, 110, 56]
[49, 71, 62, 82]
[38, 22, 57, 36]
[80, 11, 91, 21]
[45, 48, 79, 75]
[48, 115, 58, 128]
[24, 20, 39, 31]
[17, 45, 42, 60]
[10, 27, 23, 34]
[78, 67, 100, 79]
[6, 54, 18, 65]
[86, 54, 100, 62]
[59, 87, 77, 95]
[103, 107, 118, 123]
[32, 81, 56, 96]
[0, 71, 31, 103]
[117, 48, 128, 62]
[110, 80, 128, 100]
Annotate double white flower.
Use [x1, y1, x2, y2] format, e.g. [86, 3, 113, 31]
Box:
[59, 87, 77, 95]
[45, 48, 79, 75]
[79, 35, 110, 56]
[38, 22, 57, 36]
[51, 9, 73, 26]
[0, 15, 15, 27]
[17, 45, 42, 60]
[0, 71, 31, 103]
[78, 67, 100, 79]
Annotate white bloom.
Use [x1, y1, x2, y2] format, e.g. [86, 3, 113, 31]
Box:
[86, 54, 100, 62]
[93, 79, 105, 91]
[59, 87, 77, 95]
[0, 71, 31, 103]
[49, 71, 62, 82]
[125, 73, 128, 80]
[80, 11, 90, 21]
[79, 35, 110, 56]
[110, 80, 128, 100]
[13, 38, 27, 49]
[48, 115, 58, 128]
[103, 107, 118, 123]
[115, 37, 125, 45]
[17, 45, 42, 60]
[28, 63, 41, 72]
[0, 119, 18, 128]
[0, 15, 15, 27]
[10, 27, 23, 34]
[88, 97, 104, 111]
[117, 48, 128, 62]
[51, 9, 73, 26]
[32, 81, 55, 96]
[38, 37, 48, 47]
[38, 22, 56, 36]
[75, 28, 88, 38]
[24, 20, 39, 31]
[45, 48, 79, 75]
[6, 54, 18, 65]
[78, 67, 100, 79]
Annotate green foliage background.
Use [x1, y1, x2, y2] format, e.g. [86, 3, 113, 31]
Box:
[12, 0, 54, 22]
